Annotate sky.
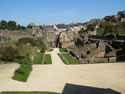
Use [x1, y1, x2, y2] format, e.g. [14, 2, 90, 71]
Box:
[0, 0, 125, 26]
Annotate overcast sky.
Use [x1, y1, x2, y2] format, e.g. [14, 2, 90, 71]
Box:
[0, 0, 125, 26]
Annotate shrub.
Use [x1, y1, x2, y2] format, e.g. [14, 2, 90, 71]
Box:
[87, 24, 96, 31]
[12, 64, 32, 82]
[17, 38, 46, 51]
[0, 46, 18, 62]
[17, 38, 36, 46]
[16, 56, 31, 65]
[17, 44, 33, 57]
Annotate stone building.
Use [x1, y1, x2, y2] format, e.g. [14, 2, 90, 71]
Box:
[53, 24, 67, 32]
[45, 29, 57, 47]
[27, 23, 40, 36]
[60, 31, 79, 48]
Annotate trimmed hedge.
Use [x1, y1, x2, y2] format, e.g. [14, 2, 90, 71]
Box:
[12, 64, 32, 82]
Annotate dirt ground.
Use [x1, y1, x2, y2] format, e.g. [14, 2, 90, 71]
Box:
[0, 48, 125, 94]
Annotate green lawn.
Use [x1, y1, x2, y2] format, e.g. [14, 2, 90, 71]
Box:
[12, 64, 32, 82]
[62, 53, 79, 64]
[59, 48, 65, 53]
[0, 92, 60, 94]
[47, 49, 53, 52]
[45, 54, 52, 64]
[58, 54, 68, 64]
[33, 52, 43, 64]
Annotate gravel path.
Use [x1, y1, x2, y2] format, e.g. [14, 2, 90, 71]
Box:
[0, 48, 125, 93]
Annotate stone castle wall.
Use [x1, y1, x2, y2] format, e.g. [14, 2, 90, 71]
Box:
[60, 31, 79, 48]
[0, 30, 33, 42]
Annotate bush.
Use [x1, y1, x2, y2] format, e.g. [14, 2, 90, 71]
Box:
[87, 24, 96, 31]
[12, 64, 32, 82]
[17, 38, 46, 50]
[16, 56, 31, 65]
[17, 38, 36, 46]
[0, 46, 18, 62]
[17, 44, 33, 57]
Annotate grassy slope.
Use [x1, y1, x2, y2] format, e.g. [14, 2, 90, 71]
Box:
[0, 92, 60, 94]
[33, 53, 43, 64]
[12, 64, 32, 82]
[45, 54, 52, 64]
[62, 53, 79, 64]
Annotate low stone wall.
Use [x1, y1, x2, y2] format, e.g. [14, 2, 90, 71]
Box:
[80, 57, 117, 64]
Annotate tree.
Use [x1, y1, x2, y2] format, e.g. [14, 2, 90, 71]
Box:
[0, 20, 8, 29]
[100, 21, 110, 28]
[104, 16, 118, 23]
[0, 46, 18, 62]
[87, 24, 96, 31]
[7, 21, 17, 30]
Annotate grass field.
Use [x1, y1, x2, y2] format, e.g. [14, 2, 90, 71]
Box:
[58, 54, 68, 64]
[33, 53, 43, 64]
[62, 53, 79, 64]
[0, 92, 60, 94]
[12, 64, 32, 82]
[45, 54, 52, 64]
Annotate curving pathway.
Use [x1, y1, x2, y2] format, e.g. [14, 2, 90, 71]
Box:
[0, 48, 125, 93]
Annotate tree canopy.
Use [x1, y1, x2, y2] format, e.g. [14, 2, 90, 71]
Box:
[87, 24, 96, 31]
[0, 20, 26, 31]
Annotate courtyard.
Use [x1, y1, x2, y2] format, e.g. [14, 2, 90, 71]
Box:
[0, 48, 125, 93]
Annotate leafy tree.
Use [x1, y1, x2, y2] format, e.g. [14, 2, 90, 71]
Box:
[104, 16, 118, 23]
[7, 21, 17, 30]
[100, 21, 111, 28]
[0, 20, 8, 29]
[17, 44, 33, 57]
[0, 46, 18, 62]
[87, 24, 96, 31]
[0, 20, 26, 30]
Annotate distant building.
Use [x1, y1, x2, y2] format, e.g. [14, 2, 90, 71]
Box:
[53, 24, 67, 32]
[27, 23, 40, 36]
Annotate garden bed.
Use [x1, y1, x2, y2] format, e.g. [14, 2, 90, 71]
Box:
[61, 53, 80, 64]
[45, 54, 52, 64]
[58, 54, 68, 64]
[12, 64, 32, 82]
[33, 52, 43, 64]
